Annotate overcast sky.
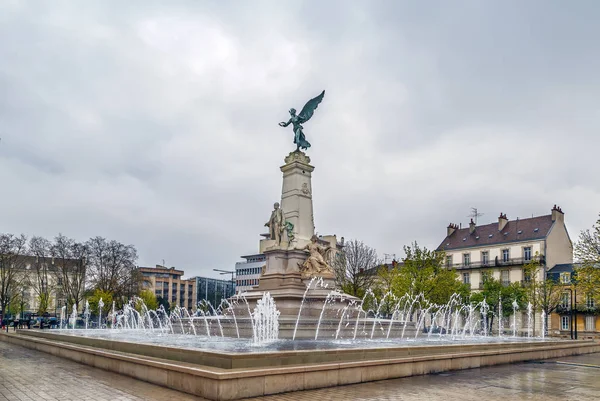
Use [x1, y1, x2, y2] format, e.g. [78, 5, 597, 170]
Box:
[1, 1, 599, 278]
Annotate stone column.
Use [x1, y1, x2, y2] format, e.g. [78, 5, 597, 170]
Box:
[280, 151, 315, 250]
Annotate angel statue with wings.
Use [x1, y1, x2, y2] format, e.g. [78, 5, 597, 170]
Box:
[279, 90, 325, 151]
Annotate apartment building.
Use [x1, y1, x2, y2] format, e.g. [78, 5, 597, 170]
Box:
[138, 265, 196, 310]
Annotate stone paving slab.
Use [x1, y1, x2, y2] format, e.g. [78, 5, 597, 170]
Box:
[0, 341, 204, 401]
[1, 339, 599, 400]
[245, 351, 600, 401]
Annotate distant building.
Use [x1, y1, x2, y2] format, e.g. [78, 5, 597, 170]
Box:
[438, 205, 573, 335]
[0, 255, 82, 318]
[438, 205, 573, 290]
[138, 265, 196, 310]
[193, 276, 235, 306]
[235, 254, 265, 293]
[547, 263, 599, 338]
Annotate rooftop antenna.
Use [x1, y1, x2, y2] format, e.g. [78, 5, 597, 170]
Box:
[384, 253, 396, 264]
[468, 207, 484, 224]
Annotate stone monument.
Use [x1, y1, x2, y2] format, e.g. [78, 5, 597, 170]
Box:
[232, 91, 356, 337]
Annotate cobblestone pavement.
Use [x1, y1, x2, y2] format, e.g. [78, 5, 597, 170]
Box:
[1, 340, 599, 401]
[247, 352, 600, 401]
[0, 341, 203, 401]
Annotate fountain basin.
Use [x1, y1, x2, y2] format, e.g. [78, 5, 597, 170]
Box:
[2, 329, 598, 400]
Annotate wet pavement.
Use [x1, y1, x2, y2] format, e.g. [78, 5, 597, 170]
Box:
[0, 340, 599, 400]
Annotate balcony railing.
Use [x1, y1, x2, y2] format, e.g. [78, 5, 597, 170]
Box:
[449, 257, 537, 270]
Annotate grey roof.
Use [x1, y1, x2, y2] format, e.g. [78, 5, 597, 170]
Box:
[547, 263, 599, 273]
[547, 263, 579, 273]
[437, 215, 554, 251]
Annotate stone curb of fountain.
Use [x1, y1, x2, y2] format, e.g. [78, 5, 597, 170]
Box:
[1, 331, 598, 380]
[3, 331, 600, 401]
[14, 328, 590, 368]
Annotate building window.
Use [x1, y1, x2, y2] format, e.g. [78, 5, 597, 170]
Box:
[481, 271, 490, 284]
[501, 270, 510, 286]
[502, 249, 510, 262]
[462, 272, 470, 285]
[586, 294, 595, 309]
[463, 253, 470, 267]
[523, 269, 531, 283]
[523, 247, 532, 262]
[446, 256, 452, 267]
[560, 292, 570, 308]
[585, 316, 596, 331]
[560, 272, 571, 284]
[561, 316, 570, 331]
[481, 251, 489, 266]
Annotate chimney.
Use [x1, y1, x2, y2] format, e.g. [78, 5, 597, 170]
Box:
[447, 223, 458, 236]
[551, 205, 564, 223]
[498, 213, 508, 231]
[469, 219, 476, 234]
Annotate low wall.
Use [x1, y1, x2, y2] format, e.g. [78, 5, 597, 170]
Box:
[1, 331, 598, 401]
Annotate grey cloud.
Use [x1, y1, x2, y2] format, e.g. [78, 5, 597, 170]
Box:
[0, 1, 599, 276]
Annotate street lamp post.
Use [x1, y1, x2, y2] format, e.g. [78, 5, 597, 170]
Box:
[213, 269, 236, 298]
[574, 287, 578, 340]
[20, 289, 25, 321]
[569, 288, 574, 340]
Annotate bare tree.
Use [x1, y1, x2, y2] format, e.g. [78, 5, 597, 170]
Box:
[29, 236, 54, 314]
[333, 239, 381, 297]
[87, 236, 139, 299]
[0, 234, 29, 319]
[50, 234, 88, 311]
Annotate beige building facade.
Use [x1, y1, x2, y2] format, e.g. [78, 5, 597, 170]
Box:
[139, 265, 197, 310]
[438, 205, 573, 291]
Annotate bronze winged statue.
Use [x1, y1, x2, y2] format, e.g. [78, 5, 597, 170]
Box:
[279, 90, 325, 151]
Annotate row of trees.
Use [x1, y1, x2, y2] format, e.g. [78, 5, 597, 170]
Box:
[332, 241, 570, 335]
[333, 240, 471, 305]
[334, 212, 600, 335]
[0, 233, 140, 319]
[574, 213, 600, 304]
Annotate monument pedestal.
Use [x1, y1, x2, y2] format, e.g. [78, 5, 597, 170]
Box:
[229, 150, 360, 339]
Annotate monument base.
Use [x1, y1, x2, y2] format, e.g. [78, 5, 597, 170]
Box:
[230, 247, 359, 338]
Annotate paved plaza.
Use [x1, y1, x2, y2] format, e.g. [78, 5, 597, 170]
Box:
[1, 340, 599, 400]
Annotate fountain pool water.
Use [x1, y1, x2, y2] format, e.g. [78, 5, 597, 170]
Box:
[47, 286, 552, 352]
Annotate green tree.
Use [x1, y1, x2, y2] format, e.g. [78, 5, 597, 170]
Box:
[37, 293, 52, 315]
[391, 242, 470, 305]
[536, 274, 563, 336]
[522, 254, 544, 336]
[574, 213, 600, 304]
[88, 288, 113, 316]
[137, 289, 158, 311]
[156, 296, 170, 311]
[371, 263, 400, 316]
[470, 278, 527, 333]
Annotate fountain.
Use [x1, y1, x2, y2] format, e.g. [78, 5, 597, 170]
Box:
[97, 298, 104, 328]
[9, 140, 591, 401]
[83, 301, 90, 330]
[251, 292, 279, 345]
